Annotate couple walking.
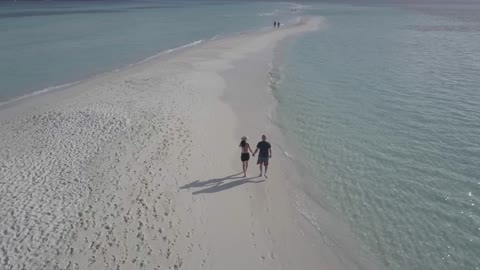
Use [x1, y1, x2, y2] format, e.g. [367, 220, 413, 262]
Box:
[239, 135, 271, 178]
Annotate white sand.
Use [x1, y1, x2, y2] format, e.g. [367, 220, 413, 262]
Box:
[0, 17, 378, 270]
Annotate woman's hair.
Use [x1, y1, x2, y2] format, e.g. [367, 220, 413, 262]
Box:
[239, 140, 246, 148]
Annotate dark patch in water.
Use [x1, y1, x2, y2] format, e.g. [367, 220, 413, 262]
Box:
[125, 5, 186, 11]
[409, 3, 480, 24]
[0, 5, 184, 19]
[0, 9, 126, 18]
[408, 24, 480, 32]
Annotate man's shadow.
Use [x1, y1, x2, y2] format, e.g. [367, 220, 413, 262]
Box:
[180, 173, 265, 195]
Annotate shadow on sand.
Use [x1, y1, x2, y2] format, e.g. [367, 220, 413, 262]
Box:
[180, 173, 265, 195]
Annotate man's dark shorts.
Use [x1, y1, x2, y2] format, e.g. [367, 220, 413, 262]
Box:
[257, 156, 269, 165]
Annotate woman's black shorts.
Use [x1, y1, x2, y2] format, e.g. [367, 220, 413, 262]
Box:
[241, 153, 250, 161]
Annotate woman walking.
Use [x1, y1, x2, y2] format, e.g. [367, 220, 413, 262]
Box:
[239, 136, 254, 177]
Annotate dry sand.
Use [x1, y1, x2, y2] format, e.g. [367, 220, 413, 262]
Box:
[0, 17, 377, 270]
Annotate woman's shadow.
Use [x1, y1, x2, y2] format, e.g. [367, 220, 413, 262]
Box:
[180, 173, 264, 195]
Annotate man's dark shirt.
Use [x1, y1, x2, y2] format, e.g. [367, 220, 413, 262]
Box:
[257, 141, 271, 158]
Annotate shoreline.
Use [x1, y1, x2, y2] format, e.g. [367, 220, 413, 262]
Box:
[221, 17, 381, 270]
[0, 16, 378, 269]
[0, 17, 301, 111]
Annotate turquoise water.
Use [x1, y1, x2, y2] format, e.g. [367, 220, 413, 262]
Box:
[0, 0, 293, 102]
[276, 3, 480, 270]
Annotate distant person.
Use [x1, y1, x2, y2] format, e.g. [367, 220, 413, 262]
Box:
[239, 136, 254, 177]
[273, 21, 277, 28]
[253, 135, 272, 178]
[277, 21, 280, 27]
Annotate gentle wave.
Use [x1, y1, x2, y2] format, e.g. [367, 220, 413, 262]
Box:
[135, 39, 204, 65]
[283, 151, 293, 159]
[0, 81, 81, 108]
[258, 10, 279, 16]
[289, 3, 312, 10]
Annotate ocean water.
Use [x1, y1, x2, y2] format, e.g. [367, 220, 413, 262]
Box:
[275, 3, 480, 270]
[0, 0, 294, 103]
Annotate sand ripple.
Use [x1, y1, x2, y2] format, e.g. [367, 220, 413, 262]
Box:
[0, 66, 197, 269]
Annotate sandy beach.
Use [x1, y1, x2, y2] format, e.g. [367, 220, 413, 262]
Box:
[0, 17, 375, 270]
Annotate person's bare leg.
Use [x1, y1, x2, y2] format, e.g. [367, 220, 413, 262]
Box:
[264, 164, 268, 178]
[242, 161, 247, 177]
[259, 164, 263, 177]
[245, 161, 249, 175]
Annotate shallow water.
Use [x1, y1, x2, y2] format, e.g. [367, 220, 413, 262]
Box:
[276, 3, 480, 270]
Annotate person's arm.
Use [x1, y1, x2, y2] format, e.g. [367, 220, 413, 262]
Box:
[253, 147, 258, 157]
[248, 144, 254, 155]
[269, 147, 272, 158]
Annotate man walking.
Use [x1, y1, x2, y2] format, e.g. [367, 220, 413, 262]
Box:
[253, 135, 272, 178]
